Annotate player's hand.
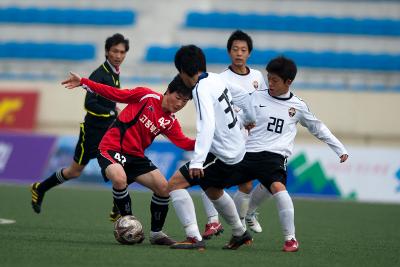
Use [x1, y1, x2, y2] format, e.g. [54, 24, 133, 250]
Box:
[339, 154, 348, 163]
[61, 72, 82, 89]
[189, 168, 204, 179]
[244, 122, 256, 131]
[244, 122, 256, 135]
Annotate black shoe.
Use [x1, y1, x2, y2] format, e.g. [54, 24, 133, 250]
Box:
[31, 182, 44, 214]
[109, 203, 121, 222]
[170, 237, 206, 250]
[222, 230, 253, 250]
[150, 231, 176, 246]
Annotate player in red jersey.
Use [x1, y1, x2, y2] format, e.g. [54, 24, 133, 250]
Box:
[62, 72, 194, 246]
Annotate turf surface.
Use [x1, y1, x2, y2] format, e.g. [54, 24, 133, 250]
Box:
[0, 184, 399, 267]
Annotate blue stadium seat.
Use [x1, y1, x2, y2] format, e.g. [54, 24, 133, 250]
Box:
[0, 6, 135, 26]
[0, 42, 95, 60]
[184, 11, 400, 36]
[145, 45, 400, 72]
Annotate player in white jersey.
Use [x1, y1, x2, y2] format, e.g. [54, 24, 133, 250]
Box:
[168, 45, 257, 250]
[200, 30, 267, 239]
[231, 56, 349, 252]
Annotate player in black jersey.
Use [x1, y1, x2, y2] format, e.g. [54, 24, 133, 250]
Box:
[31, 33, 129, 215]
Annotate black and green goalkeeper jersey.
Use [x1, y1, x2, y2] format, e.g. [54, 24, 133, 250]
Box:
[84, 60, 120, 128]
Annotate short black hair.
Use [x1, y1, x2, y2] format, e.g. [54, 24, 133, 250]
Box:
[105, 33, 129, 52]
[166, 74, 193, 99]
[266, 56, 297, 82]
[227, 30, 253, 53]
[174, 45, 206, 77]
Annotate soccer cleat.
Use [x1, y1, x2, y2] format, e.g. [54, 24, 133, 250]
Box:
[202, 222, 224, 239]
[109, 203, 121, 222]
[283, 238, 299, 252]
[150, 231, 176, 246]
[31, 182, 44, 214]
[222, 230, 253, 250]
[169, 237, 206, 250]
[245, 212, 262, 233]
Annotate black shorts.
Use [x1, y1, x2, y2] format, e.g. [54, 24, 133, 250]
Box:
[97, 150, 157, 183]
[179, 153, 241, 190]
[73, 122, 109, 165]
[229, 151, 287, 192]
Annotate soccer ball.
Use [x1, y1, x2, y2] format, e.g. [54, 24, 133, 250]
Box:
[114, 215, 145, 244]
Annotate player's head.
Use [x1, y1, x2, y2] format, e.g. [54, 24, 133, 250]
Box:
[105, 33, 130, 68]
[266, 56, 297, 96]
[163, 75, 192, 113]
[174, 45, 207, 88]
[227, 30, 253, 71]
[227, 30, 253, 53]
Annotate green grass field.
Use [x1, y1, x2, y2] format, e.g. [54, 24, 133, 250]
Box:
[0, 184, 399, 267]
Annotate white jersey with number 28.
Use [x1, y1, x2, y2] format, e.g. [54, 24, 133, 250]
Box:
[246, 89, 347, 158]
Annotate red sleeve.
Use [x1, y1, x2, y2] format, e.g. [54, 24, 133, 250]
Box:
[163, 119, 195, 151]
[81, 78, 152, 103]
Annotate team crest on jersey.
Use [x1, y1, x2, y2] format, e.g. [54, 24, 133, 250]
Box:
[147, 105, 154, 112]
[288, 107, 296, 117]
[253, 80, 259, 89]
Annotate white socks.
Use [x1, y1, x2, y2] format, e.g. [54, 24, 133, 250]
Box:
[200, 190, 219, 223]
[211, 191, 245, 236]
[247, 183, 271, 215]
[233, 190, 251, 222]
[170, 189, 202, 241]
[273, 190, 295, 241]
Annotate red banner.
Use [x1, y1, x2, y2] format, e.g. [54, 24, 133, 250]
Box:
[0, 91, 38, 130]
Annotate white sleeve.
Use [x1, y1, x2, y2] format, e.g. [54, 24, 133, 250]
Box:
[226, 81, 256, 125]
[190, 87, 215, 169]
[299, 103, 348, 157]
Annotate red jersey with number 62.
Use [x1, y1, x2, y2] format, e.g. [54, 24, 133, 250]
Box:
[81, 78, 195, 157]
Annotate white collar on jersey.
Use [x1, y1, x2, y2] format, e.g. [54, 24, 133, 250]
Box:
[106, 59, 120, 74]
[277, 91, 291, 98]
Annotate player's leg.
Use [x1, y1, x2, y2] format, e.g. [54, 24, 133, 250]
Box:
[31, 161, 86, 214]
[233, 181, 252, 228]
[255, 151, 298, 251]
[245, 183, 271, 233]
[135, 169, 175, 246]
[97, 150, 133, 217]
[205, 187, 252, 250]
[104, 163, 133, 216]
[168, 166, 205, 250]
[270, 182, 298, 252]
[200, 189, 224, 239]
[31, 123, 99, 214]
[247, 183, 271, 216]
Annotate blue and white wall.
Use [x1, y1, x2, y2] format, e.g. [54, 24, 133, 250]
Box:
[0, 0, 399, 90]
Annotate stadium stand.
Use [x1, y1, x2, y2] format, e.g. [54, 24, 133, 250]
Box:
[185, 12, 400, 36]
[146, 46, 400, 71]
[0, 6, 135, 26]
[0, 1, 399, 91]
[0, 42, 95, 60]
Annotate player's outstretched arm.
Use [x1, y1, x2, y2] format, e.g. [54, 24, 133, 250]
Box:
[64, 72, 146, 104]
[61, 72, 82, 89]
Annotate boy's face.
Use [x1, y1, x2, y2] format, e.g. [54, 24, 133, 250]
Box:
[106, 43, 127, 68]
[229, 40, 250, 68]
[267, 73, 291, 96]
[162, 91, 190, 113]
[179, 72, 200, 89]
